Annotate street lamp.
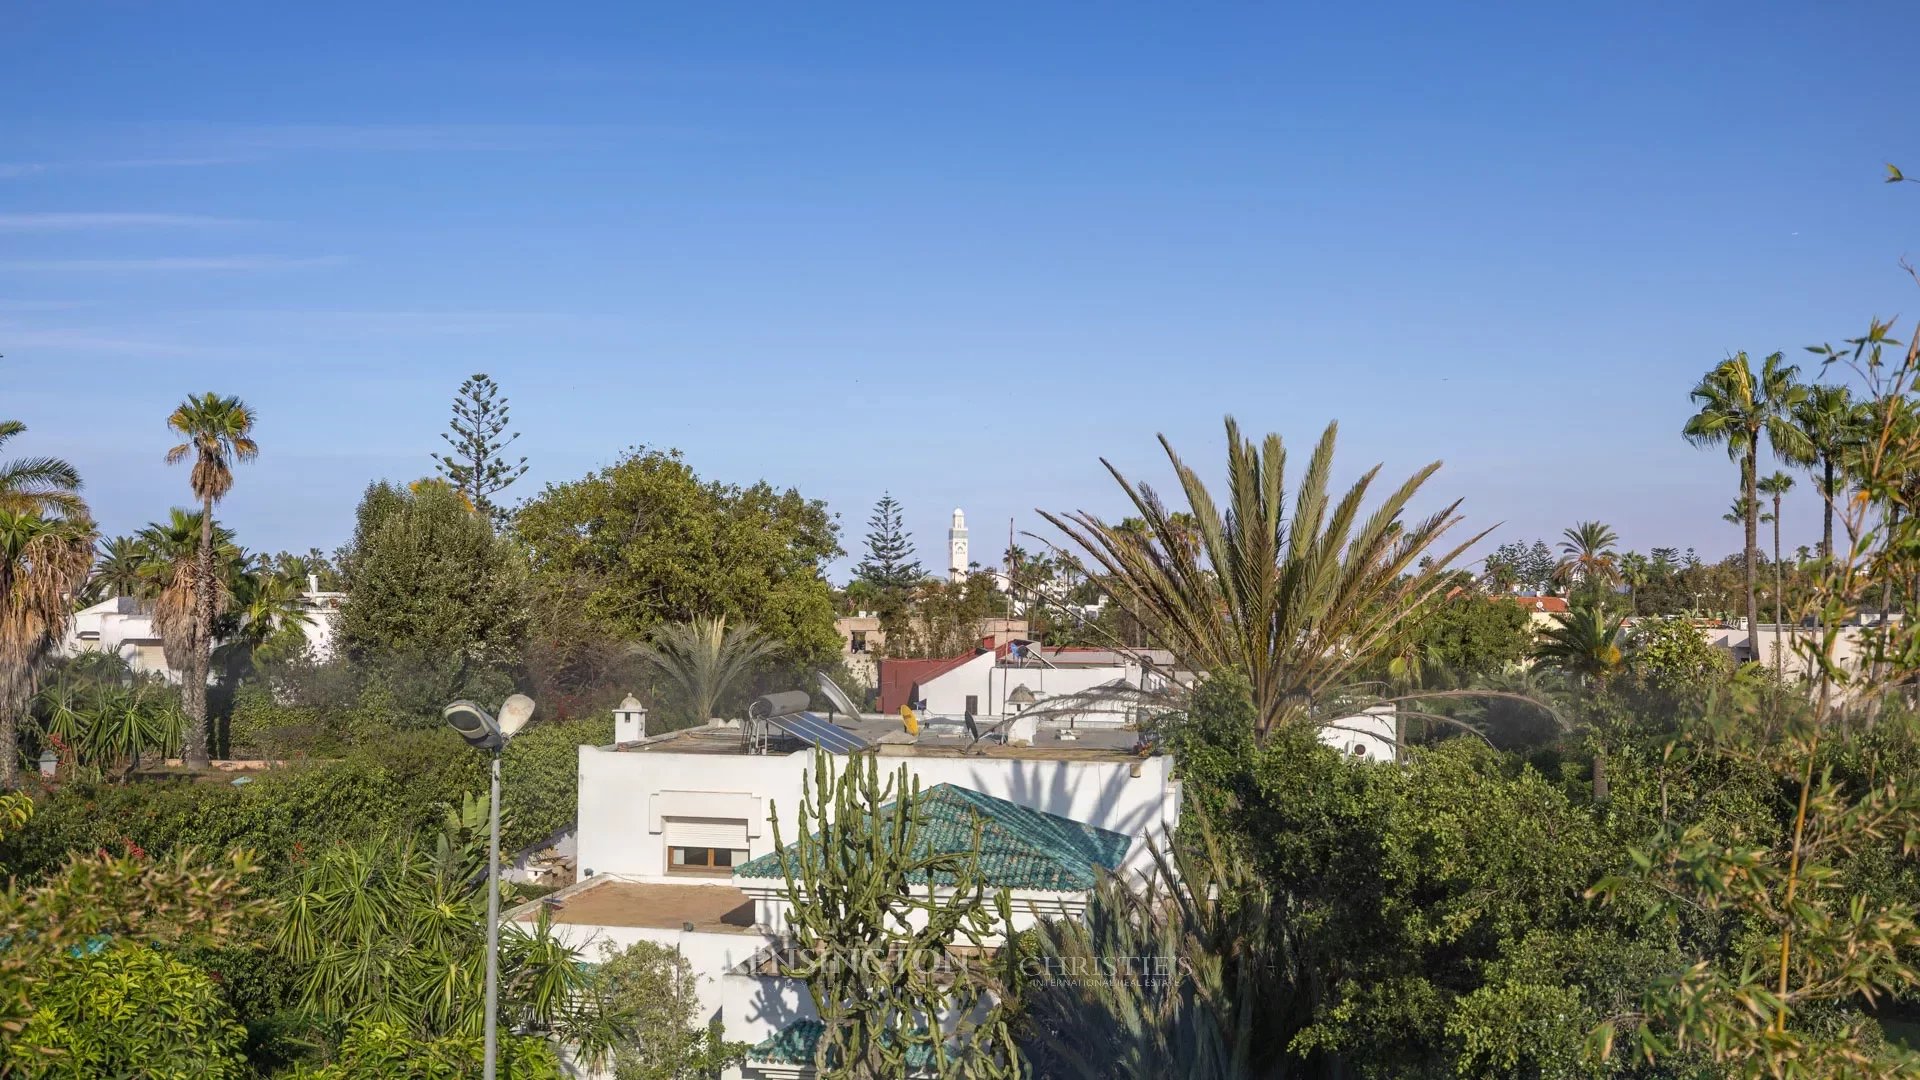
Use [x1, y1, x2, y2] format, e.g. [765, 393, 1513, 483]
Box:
[443, 693, 535, 1080]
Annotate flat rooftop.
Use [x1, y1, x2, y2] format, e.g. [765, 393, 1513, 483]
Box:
[510, 878, 759, 934]
[614, 717, 1147, 762]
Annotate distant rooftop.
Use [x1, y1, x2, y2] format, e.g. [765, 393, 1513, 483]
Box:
[505, 878, 758, 934]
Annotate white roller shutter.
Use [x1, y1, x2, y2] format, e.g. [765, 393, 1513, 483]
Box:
[664, 817, 749, 849]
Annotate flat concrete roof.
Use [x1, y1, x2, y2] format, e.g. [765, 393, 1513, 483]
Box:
[611, 720, 1148, 762]
[514, 878, 760, 934]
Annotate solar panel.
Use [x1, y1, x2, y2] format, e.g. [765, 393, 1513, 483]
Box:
[768, 711, 871, 754]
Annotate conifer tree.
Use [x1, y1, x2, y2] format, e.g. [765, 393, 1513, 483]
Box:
[430, 373, 529, 526]
[854, 493, 923, 593]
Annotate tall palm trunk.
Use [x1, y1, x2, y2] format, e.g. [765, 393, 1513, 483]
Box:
[185, 494, 214, 765]
[1771, 491, 1785, 678]
[1742, 440, 1760, 639]
[1821, 456, 1836, 562]
[0, 679, 24, 789]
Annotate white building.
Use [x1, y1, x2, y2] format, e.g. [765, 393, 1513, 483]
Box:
[878, 643, 1180, 729]
[61, 580, 345, 679]
[507, 713, 1180, 1078]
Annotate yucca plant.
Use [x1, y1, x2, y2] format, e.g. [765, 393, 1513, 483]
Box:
[1041, 418, 1486, 740]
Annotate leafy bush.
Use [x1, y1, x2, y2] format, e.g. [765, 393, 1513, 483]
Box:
[5, 944, 249, 1079]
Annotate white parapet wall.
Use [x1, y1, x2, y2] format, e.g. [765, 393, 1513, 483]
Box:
[574, 739, 1181, 884]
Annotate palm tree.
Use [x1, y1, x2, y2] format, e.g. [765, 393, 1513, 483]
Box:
[0, 421, 84, 519]
[1554, 521, 1620, 595]
[1040, 418, 1485, 741]
[215, 565, 313, 680]
[633, 615, 782, 728]
[88, 535, 153, 601]
[165, 394, 258, 766]
[1723, 497, 1774, 529]
[1791, 384, 1863, 561]
[1685, 352, 1811, 633]
[137, 510, 237, 713]
[1758, 471, 1795, 673]
[1534, 601, 1628, 684]
[0, 511, 96, 786]
[1617, 551, 1651, 615]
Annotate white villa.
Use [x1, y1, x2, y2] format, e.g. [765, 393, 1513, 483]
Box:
[507, 703, 1182, 1079]
[60, 577, 345, 679]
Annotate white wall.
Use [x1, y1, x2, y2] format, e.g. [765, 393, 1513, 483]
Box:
[541, 921, 777, 1027]
[1318, 706, 1397, 763]
[918, 656, 1160, 720]
[574, 742, 1181, 884]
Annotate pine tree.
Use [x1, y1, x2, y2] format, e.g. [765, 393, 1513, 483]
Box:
[853, 493, 922, 592]
[430, 374, 529, 526]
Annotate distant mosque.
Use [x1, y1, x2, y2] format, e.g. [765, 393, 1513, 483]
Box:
[948, 508, 968, 582]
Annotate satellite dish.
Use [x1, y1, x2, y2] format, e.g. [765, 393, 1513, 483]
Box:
[498, 694, 536, 739]
[813, 670, 863, 720]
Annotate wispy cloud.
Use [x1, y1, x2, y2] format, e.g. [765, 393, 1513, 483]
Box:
[0, 212, 256, 230]
[0, 255, 347, 272]
[0, 157, 248, 179]
[0, 325, 235, 357]
[0, 299, 86, 312]
[211, 122, 628, 153]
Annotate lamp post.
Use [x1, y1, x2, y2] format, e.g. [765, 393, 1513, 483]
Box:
[442, 693, 535, 1080]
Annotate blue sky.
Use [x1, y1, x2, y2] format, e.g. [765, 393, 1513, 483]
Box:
[3, 2, 1916, 575]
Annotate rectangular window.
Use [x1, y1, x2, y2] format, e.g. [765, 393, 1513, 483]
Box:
[664, 816, 751, 877]
[851, 630, 868, 653]
[668, 846, 748, 876]
[964, 694, 979, 716]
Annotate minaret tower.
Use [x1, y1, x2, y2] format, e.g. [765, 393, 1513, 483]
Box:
[948, 508, 968, 582]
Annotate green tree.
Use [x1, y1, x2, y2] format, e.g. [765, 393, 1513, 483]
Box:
[632, 615, 781, 727]
[767, 754, 1022, 1079]
[165, 392, 259, 766]
[576, 939, 747, 1080]
[1394, 592, 1533, 684]
[1554, 520, 1620, 594]
[0, 420, 83, 519]
[1534, 601, 1627, 684]
[5, 943, 248, 1078]
[1041, 417, 1486, 740]
[513, 448, 842, 668]
[336, 479, 529, 715]
[1684, 352, 1810, 635]
[430, 373, 530, 528]
[88, 534, 151, 600]
[1618, 551, 1651, 614]
[853, 492, 924, 594]
[141, 509, 239, 708]
[1759, 471, 1796, 669]
[0, 511, 94, 788]
[0, 796, 271, 1057]
[1792, 383, 1863, 560]
[1628, 617, 1733, 698]
[214, 561, 315, 681]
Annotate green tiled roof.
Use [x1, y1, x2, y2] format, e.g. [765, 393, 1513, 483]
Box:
[749, 1019, 938, 1069]
[733, 783, 1130, 892]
